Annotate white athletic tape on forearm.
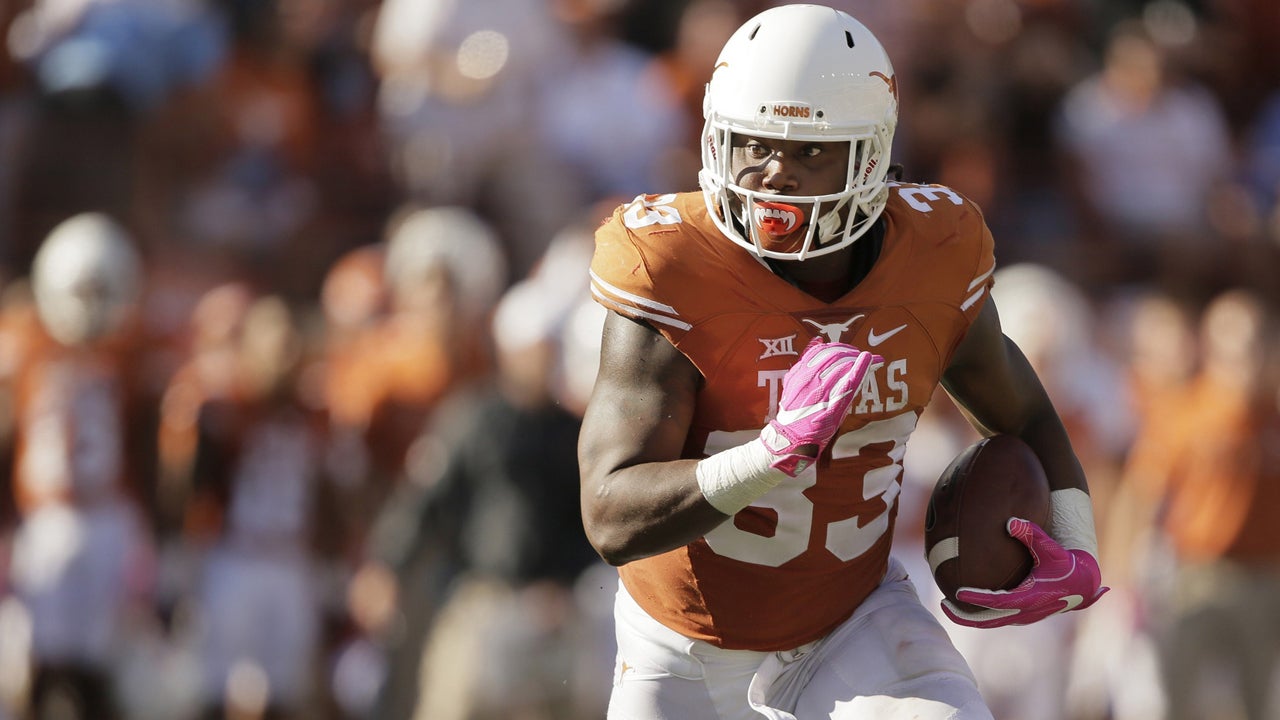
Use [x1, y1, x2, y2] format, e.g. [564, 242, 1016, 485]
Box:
[695, 438, 788, 516]
[1049, 488, 1099, 559]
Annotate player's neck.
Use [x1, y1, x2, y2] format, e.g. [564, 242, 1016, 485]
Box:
[771, 221, 884, 303]
[788, 261, 853, 303]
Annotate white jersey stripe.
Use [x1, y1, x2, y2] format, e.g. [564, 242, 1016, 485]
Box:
[591, 285, 694, 331]
[967, 266, 994, 291]
[590, 269, 681, 315]
[960, 286, 986, 312]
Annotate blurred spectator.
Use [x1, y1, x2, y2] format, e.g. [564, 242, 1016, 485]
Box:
[1054, 18, 1235, 300]
[155, 281, 257, 538]
[1117, 288, 1280, 720]
[316, 244, 389, 535]
[358, 205, 507, 490]
[409, 291, 606, 720]
[6, 0, 226, 273]
[990, 264, 1134, 472]
[369, 0, 583, 280]
[640, 0, 742, 191]
[1, 213, 156, 720]
[1118, 291, 1201, 424]
[330, 204, 508, 719]
[536, 0, 690, 200]
[1057, 289, 1202, 720]
[352, 218, 609, 720]
[158, 291, 347, 720]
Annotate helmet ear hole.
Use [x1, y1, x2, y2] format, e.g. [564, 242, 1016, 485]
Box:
[845, 30, 855, 48]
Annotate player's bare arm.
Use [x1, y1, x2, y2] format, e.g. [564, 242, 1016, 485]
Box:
[578, 311, 727, 565]
[939, 296, 1107, 627]
[940, 298, 1088, 496]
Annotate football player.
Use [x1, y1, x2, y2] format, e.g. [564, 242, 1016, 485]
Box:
[165, 292, 341, 718]
[5, 213, 155, 720]
[578, 6, 1107, 719]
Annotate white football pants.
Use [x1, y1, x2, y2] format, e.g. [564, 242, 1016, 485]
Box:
[607, 558, 994, 720]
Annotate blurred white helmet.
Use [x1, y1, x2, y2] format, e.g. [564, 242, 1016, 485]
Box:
[991, 263, 1092, 364]
[383, 205, 507, 322]
[31, 213, 142, 346]
[700, 4, 898, 260]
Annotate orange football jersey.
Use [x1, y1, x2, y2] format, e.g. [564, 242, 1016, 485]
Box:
[590, 185, 995, 650]
[12, 339, 140, 513]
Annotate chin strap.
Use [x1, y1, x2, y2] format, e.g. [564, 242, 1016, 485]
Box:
[815, 201, 848, 243]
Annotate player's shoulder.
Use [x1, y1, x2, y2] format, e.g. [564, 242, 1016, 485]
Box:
[593, 192, 717, 281]
[597, 192, 712, 244]
[884, 181, 993, 257]
[880, 182, 995, 313]
[591, 192, 724, 332]
[886, 182, 987, 228]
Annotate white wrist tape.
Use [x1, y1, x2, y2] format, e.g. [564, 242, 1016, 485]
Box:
[695, 438, 787, 516]
[1049, 488, 1099, 559]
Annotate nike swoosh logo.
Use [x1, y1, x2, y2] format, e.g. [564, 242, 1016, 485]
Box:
[867, 324, 907, 347]
[1060, 594, 1085, 612]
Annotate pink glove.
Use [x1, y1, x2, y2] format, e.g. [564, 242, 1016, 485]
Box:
[760, 338, 881, 477]
[941, 518, 1109, 628]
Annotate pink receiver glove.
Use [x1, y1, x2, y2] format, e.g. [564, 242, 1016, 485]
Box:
[759, 338, 882, 477]
[941, 517, 1109, 629]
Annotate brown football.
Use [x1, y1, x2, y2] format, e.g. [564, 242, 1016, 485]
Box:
[924, 434, 1051, 611]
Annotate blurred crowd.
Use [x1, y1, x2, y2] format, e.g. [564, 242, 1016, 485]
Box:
[0, 0, 1276, 719]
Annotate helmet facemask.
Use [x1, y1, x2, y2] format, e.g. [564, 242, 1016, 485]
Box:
[698, 5, 898, 262]
[700, 122, 892, 260]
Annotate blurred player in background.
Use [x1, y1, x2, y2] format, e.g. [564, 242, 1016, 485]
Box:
[578, 5, 1107, 719]
[403, 224, 607, 720]
[0, 213, 156, 720]
[158, 290, 346, 720]
[347, 217, 612, 720]
[338, 204, 510, 719]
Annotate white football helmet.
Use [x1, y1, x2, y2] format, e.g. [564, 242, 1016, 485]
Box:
[699, 5, 898, 260]
[31, 213, 142, 346]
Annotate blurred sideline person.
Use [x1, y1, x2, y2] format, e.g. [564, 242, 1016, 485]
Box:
[351, 222, 611, 720]
[355, 206, 507, 493]
[369, 0, 583, 280]
[338, 204, 510, 719]
[157, 291, 347, 720]
[1053, 19, 1234, 300]
[578, 6, 1108, 719]
[1117, 289, 1280, 720]
[1, 214, 156, 720]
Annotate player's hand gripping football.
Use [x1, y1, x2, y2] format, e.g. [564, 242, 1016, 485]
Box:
[759, 338, 882, 477]
[941, 517, 1109, 628]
